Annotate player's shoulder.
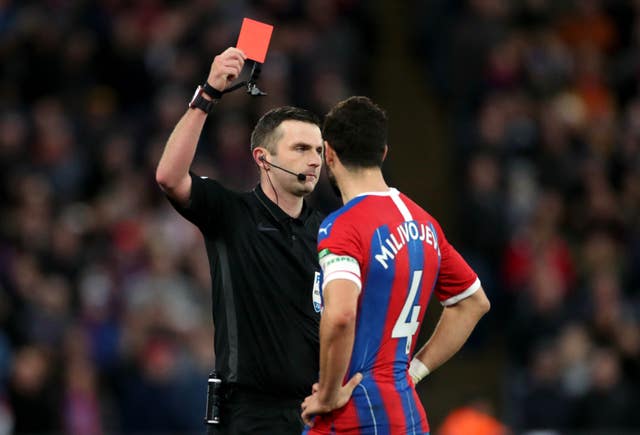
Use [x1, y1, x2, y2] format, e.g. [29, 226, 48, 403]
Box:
[328, 195, 369, 222]
[318, 195, 369, 241]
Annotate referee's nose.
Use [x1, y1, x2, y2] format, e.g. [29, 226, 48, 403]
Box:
[309, 148, 322, 169]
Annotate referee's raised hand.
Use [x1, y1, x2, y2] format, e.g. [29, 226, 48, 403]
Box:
[207, 47, 246, 92]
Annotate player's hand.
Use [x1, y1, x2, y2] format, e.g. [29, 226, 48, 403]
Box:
[207, 47, 246, 92]
[300, 373, 363, 427]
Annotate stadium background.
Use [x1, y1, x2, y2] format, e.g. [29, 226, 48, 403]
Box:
[1, 0, 639, 433]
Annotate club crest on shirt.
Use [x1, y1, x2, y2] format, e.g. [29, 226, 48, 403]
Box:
[312, 271, 322, 313]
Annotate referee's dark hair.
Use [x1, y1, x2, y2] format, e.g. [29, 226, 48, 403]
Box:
[323, 96, 388, 169]
[251, 106, 321, 154]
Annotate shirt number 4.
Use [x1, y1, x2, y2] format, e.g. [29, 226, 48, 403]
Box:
[391, 270, 423, 354]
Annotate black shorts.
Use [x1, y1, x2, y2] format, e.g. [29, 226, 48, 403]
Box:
[208, 387, 304, 435]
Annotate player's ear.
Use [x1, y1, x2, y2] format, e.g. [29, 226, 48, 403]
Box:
[382, 145, 388, 162]
[324, 141, 335, 165]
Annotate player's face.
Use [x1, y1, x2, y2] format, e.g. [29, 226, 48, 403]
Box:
[271, 120, 323, 196]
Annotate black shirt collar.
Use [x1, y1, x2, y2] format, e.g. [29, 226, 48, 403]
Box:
[253, 184, 312, 223]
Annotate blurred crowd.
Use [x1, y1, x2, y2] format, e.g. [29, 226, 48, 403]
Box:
[3, 0, 640, 434]
[0, 0, 371, 433]
[414, 0, 640, 433]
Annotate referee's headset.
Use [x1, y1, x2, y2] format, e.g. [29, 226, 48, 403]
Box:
[257, 153, 307, 182]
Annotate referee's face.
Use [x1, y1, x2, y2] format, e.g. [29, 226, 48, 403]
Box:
[272, 120, 323, 196]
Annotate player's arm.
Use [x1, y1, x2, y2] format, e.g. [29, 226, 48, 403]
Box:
[301, 278, 362, 426]
[155, 47, 246, 206]
[318, 278, 360, 400]
[410, 286, 490, 384]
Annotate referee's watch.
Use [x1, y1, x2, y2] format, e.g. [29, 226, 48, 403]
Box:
[189, 86, 218, 114]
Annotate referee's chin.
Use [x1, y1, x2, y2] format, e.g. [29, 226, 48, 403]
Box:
[294, 184, 314, 197]
[291, 180, 317, 197]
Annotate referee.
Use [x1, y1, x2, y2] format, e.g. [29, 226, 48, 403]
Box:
[156, 47, 324, 434]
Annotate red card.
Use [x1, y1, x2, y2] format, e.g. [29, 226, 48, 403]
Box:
[236, 18, 274, 63]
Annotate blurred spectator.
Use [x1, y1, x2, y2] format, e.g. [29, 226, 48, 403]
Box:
[7, 346, 61, 434]
[62, 326, 102, 435]
[573, 347, 639, 430]
[557, 323, 592, 399]
[517, 342, 573, 431]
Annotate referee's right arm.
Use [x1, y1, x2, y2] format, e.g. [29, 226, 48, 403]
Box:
[156, 47, 245, 206]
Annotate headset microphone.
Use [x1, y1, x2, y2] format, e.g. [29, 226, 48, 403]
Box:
[259, 155, 307, 182]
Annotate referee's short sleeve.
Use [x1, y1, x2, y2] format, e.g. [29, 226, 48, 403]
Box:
[166, 172, 235, 235]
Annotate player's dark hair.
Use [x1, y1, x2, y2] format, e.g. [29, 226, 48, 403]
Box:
[322, 96, 387, 168]
[251, 106, 321, 153]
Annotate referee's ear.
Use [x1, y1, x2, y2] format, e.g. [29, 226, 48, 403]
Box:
[252, 147, 267, 169]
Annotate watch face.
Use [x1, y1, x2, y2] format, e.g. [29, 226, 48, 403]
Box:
[189, 86, 202, 107]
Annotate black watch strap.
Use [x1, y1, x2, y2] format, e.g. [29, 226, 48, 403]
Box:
[189, 87, 218, 114]
[202, 82, 223, 100]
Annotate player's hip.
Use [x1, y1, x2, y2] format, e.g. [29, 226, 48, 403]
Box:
[304, 382, 429, 435]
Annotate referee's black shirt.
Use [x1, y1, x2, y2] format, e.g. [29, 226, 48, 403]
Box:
[169, 173, 323, 400]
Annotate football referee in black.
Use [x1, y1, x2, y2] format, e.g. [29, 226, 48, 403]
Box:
[156, 47, 325, 434]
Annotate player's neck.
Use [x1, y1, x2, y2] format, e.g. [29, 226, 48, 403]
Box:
[261, 181, 304, 218]
[339, 168, 388, 204]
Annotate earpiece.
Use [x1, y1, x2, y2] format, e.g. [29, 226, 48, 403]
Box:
[257, 154, 267, 168]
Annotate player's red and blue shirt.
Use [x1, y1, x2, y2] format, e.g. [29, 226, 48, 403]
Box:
[306, 189, 480, 435]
